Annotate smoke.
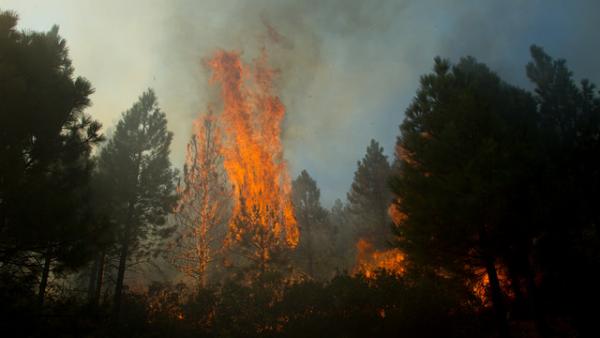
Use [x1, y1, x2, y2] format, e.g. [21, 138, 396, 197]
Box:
[436, 0, 600, 87]
[4, 0, 600, 205]
[148, 0, 417, 205]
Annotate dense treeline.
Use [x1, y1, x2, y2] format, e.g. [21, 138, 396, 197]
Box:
[1, 10, 599, 337]
[392, 52, 600, 337]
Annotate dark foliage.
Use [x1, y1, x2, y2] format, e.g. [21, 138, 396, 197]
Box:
[0, 9, 104, 307]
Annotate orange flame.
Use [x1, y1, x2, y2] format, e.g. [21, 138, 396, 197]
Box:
[470, 265, 513, 306]
[171, 111, 227, 287]
[207, 48, 298, 263]
[388, 200, 407, 226]
[354, 238, 405, 279]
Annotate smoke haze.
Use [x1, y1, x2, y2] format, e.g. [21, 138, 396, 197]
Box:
[3, 0, 600, 204]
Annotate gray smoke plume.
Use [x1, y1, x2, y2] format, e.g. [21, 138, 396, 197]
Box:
[4, 0, 600, 205]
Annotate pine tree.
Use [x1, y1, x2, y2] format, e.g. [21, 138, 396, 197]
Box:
[347, 139, 392, 249]
[85, 170, 119, 307]
[524, 45, 600, 335]
[328, 199, 355, 271]
[97, 89, 177, 320]
[391, 56, 538, 337]
[291, 170, 328, 279]
[170, 113, 229, 290]
[0, 11, 103, 306]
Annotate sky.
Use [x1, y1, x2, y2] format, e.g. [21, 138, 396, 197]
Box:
[2, 0, 600, 206]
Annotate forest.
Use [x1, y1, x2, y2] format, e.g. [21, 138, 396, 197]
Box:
[1, 6, 600, 338]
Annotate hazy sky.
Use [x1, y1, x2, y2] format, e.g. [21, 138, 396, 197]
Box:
[2, 0, 599, 205]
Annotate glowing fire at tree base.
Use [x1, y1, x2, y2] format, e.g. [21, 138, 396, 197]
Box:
[353, 238, 406, 279]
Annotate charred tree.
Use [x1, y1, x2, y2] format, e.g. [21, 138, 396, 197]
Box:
[170, 113, 229, 290]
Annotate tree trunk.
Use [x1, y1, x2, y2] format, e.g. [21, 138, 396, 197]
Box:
[478, 224, 510, 338]
[38, 252, 52, 307]
[113, 195, 137, 322]
[88, 251, 106, 307]
[87, 255, 100, 304]
[524, 263, 549, 337]
[112, 235, 130, 322]
[507, 262, 525, 312]
[483, 252, 511, 338]
[307, 248, 314, 279]
[306, 222, 314, 279]
[94, 251, 105, 306]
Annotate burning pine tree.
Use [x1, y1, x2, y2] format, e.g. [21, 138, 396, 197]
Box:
[207, 49, 299, 275]
[171, 113, 229, 289]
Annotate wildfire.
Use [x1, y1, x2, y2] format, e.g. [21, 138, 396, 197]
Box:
[470, 265, 513, 306]
[388, 200, 407, 227]
[354, 238, 405, 279]
[175, 112, 223, 210]
[170, 111, 228, 288]
[207, 48, 299, 265]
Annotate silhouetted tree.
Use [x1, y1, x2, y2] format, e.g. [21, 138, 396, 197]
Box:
[391, 56, 539, 337]
[291, 170, 329, 279]
[524, 45, 600, 335]
[86, 170, 119, 307]
[347, 139, 392, 249]
[328, 198, 355, 271]
[0, 10, 103, 306]
[97, 89, 177, 320]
